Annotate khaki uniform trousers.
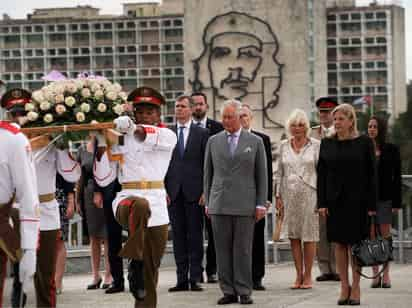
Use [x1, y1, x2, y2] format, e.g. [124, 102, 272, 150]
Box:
[317, 216, 337, 275]
[34, 229, 59, 308]
[0, 205, 22, 307]
[115, 197, 168, 308]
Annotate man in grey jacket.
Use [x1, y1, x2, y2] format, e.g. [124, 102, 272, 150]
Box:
[204, 99, 267, 305]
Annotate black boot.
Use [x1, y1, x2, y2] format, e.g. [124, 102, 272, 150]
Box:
[11, 263, 27, 308]
[128, 259, 145, 301]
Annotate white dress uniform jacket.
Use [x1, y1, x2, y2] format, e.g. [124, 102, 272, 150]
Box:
[34, 147, 80, 230]
[94, 125, 177, 227]
[0, 122, 40, 249]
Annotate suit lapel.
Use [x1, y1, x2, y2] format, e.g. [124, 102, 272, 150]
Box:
[184, 123, 195, 156]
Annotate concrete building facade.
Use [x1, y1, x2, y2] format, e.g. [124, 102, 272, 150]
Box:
[0, 1, 185, 122]
[326, 0, 406, 117]
[184, 0, 328, 140]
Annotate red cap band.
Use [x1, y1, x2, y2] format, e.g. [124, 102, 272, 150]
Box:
[133, 96, 162, 106]
[319, 101, 336, 109]
[5, 98, 30, 110]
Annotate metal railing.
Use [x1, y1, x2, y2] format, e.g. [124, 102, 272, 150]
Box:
[66, 175, 412, 264]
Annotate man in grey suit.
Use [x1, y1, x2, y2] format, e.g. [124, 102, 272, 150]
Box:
[204, 99, 268, 305]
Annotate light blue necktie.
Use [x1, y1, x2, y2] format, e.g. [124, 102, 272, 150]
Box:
[178, 126, 185, 157]
[228, 134, 237, 156]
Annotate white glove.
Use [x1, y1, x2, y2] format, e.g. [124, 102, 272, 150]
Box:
[114, 116, 136, 135]
[19, 249, 36, 293]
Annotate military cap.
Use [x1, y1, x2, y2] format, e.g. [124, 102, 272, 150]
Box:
[0, 88, 32, 113]
[315, 96, 338, 111]
[127, 86, 165, 107]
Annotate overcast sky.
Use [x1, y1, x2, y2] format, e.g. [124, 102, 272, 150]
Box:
[1, 0, 411, 80]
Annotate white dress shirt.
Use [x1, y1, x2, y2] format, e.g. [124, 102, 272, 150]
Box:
[192, 117, 207, 129]
[177, 119, 192, 149]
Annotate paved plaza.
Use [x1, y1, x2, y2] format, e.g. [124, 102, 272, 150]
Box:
[3, 262, 412, 307]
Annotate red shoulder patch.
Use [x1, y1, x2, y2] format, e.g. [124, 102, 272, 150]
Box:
[144, 127, 156, 134]
[0, 121, 20, 134]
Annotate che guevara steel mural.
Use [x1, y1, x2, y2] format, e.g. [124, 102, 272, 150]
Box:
[189, 11, 284, 127]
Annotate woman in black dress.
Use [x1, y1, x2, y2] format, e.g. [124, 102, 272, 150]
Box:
[317, 104, 377, 306]
[367, 116, 402, 288]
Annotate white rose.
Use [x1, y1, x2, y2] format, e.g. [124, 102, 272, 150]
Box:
[42, 90, 54, 102]
[54, 85, 65, 95]
[76, 112, 86, 122]
[113, 83, 122, 92]
[94, 89, 104, 99]
[97, 103, 107, 113]
[43, 113, 53, 123]
[55, 94, 65, 104]
[32, 90, 44, 102]
[25, 103, 35, 112]
[55, 104, 66, 115]
[75, 80, 85, 90]
[39, 101, 51, 111]
[27, 111, 39, 121]
[91, 83, 101, 93]
[80, 103, 91, 113]
[113, 104, 124, 115]
[65, 96, 76, 107]
[118, 91, 127, 100]
[105, 91, 117, 101]
[81, 88, 91, 98]
[66, 83, 77, 94]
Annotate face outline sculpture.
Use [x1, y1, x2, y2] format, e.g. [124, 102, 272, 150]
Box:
[190, 11, 283, 127]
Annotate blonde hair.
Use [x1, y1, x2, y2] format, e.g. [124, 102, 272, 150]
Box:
[332, 103, 358, 137]
[285, 108, 311, 137]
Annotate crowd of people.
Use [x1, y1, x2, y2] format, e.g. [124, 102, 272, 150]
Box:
[0, 86, 402, 307]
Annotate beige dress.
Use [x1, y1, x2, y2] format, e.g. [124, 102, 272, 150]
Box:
[276, 138, 320, 242]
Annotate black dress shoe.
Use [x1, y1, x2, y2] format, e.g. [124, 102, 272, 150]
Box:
[190, 282, 203, 291]
[348, 299, 360, 306]
[87, 278, 102, 290]
[316, 273, 330, 281]
[101, 283, 111, 289]
[128, 260, 145, 301]
[105, 283, 125, 294]
[207, 274, 218, 283]
[337, 298, 349, 305]
[217, 294, 238, 305]
[168, 283, 189, 292]
[239, 295, 253, 305]
[253, 281, 266, 291]
[331, 273, 341, 281]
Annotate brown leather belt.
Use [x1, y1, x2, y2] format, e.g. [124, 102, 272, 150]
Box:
[39, 193, 55, 203]
[122, 181, 164, 190]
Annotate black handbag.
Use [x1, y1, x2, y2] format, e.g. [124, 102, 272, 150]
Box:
[351, 217, 393, 279]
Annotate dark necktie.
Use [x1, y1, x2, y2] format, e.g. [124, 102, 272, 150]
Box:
[178, 126, 185, 157]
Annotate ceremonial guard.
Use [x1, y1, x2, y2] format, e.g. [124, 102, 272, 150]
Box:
[0, 89, 40, 307]
[1, 88, 81, 307]
[311, 96, 340, 282]
[94, 87, 176, 308]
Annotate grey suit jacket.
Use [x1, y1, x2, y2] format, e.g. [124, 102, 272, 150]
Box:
[204, 129, 268, 216]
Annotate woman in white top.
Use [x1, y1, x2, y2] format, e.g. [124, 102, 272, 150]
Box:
[275, 109, 320, 290]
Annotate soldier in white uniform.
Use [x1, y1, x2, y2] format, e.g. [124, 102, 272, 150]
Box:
[1, 88, 81, 307]
[311, 96, 340, 282]
[94, 87, 176, 308]
[0, 89, 40, 307]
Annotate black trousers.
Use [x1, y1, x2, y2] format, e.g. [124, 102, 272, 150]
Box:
[102, 180, 124, 286]
[168, 190, 204, 284]
[204, 214, 217, 277]
[252, 217, 265, 283]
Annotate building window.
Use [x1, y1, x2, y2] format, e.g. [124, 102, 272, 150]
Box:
[365, 37, 375, 44]
[340, 14, 349, 21]
[366, 62, 375, 69]
[376, 12, 386, 19]
[365, 12, 374, 19]
[377, 61, 387, 68]
[351, 13, 361, 20]
[376, 37, 386, 44]
[352, 62, 362, 69]
[327, 14, 336, 21]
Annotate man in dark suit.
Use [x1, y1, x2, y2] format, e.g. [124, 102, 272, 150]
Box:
[204, 99, 267, 305]
[165, 95, 209, 292]
[191, 92, 223, 283]
[239, 104, 273, 291]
